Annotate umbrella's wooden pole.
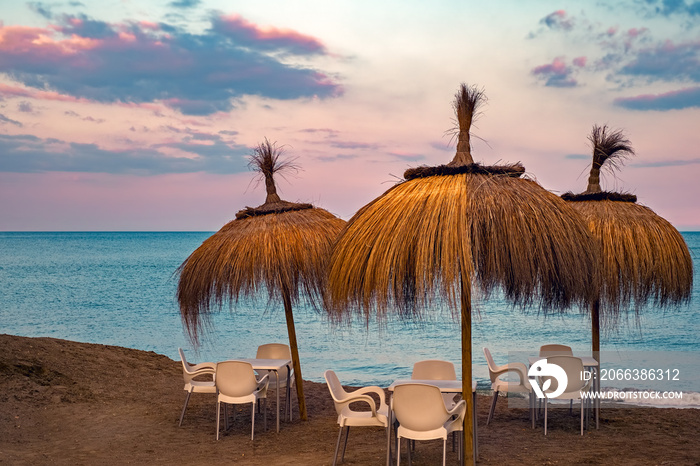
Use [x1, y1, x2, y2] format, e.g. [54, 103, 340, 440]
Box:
[460, 277, 475, 466]
[591, 300, 600, 363]
[281, 288, 308, 421]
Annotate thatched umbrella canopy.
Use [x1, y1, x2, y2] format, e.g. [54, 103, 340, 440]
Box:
[177, 139, 346, 421]
[326, 84, 598, 465]
[562, 125, 693, 360]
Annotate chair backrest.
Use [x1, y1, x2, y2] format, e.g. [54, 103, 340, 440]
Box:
[256, 343, 291, 379]
[547, 355, 587, 394]
[256, 343, 291, 360]
[411, 360, 457, 380]
[179, 348, 196, 382]
[482, 348, 500, 382]
[392, 383, 450, 431]
[324, 370, 349, 415]
[539, 344, 573, 357]
[216, 361, 258, 397]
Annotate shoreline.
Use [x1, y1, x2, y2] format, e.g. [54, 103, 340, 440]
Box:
[2, 333, 699, 465]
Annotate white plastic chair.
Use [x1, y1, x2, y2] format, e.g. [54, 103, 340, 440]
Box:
[216, 360, 269, 440]
[483, 347, 532, 426]
[178, 348, 216, 427]
[542, 355, 592, 436]
[392, 383, 466, 466]
[324, 370, 390, 466]
[537, 345, 574, 414]
[256, 343, 294, 420]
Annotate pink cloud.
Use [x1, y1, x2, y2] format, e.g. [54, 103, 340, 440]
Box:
[532, 57, 578, 87]
[541, 10, 574, 31]
[0, 13, 341, 115]
[0, 24, 103, 70]
[573, 56, 587, 67]
[532, 57, 568, 75]
[614, 86, 700, 110]
[0, 83, 87, 103]
[626, 27, 648, 39]
[214, 14, 327, 54]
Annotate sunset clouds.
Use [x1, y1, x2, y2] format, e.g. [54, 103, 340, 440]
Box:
[0, 12, 341, 115]
[529, 7, 700, 110]
[0, 1, 698, 230]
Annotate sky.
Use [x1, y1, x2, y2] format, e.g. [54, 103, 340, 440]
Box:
[0, 0, 699, 231]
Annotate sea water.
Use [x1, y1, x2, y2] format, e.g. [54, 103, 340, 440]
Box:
[0, 231, 698, 406]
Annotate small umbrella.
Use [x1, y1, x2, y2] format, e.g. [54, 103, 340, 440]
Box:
[326, 84, 598, 464]
[562, 125, 693, 360]
[177, 139, 346, 420]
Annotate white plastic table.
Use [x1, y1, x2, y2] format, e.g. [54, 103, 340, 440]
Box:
[388, 379, 478, 464]
[238, 358, 291, 433]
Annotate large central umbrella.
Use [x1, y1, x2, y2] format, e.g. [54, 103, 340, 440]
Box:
[326, 84, 598, 464]
[177, 139, 346, 420]
[562, 125, 693, 360]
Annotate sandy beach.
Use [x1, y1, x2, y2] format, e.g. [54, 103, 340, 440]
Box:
[1, 333, 698, 465]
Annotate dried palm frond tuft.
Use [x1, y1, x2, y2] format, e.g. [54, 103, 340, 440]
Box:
[236, 139, 312, 219]
[585, 125, 635, 194]
[449, 83, 487, 167]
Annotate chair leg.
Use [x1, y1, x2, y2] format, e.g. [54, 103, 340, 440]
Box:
[442, 438, 447, 466]
[396, 437, 401, 466]
[580, 401, 584, 435]
[179, 391, 192, 426]
[341, 426, 350, 462]
[386, 424, 391, 466]
[264, 398, 268, 432]
[251, 403, 255, 440]
[332, 425, 343, 466]
[544, 399, 548, 436]
[487, 390, 499, 425]
[216, 401, 221, 441]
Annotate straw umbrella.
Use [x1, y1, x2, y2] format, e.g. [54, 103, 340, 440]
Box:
[562, 125, 693, 361]
[177, 139, 346, 421]
[326, 84, 598, 464]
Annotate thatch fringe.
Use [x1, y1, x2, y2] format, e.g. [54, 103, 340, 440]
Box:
[404, 163, 524, 181]
[567, 200, 692, 322]
[326, 173, 599, 323]
[561, 191, 637, 203]
[178, 207, 346, 343]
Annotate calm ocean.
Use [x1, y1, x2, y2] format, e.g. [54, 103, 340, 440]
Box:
[1, 231, 698, 406]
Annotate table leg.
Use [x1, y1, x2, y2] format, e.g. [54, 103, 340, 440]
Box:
[286, 364, 292, 421]
[275, 370, 280, 433]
